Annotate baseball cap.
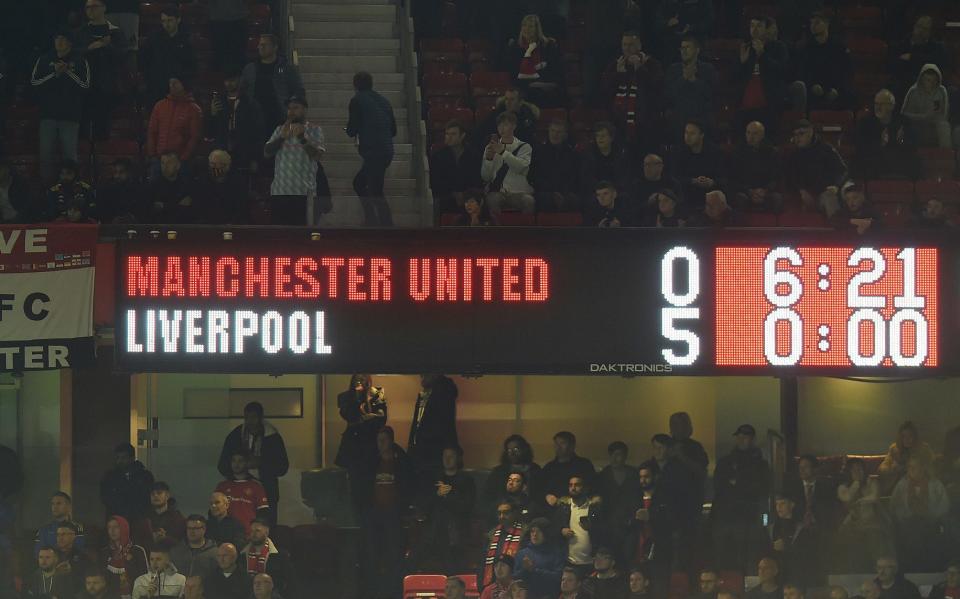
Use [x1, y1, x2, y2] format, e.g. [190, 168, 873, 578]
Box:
[733, 424, 756, 437]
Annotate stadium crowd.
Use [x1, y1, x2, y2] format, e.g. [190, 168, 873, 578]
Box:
[1, 375, 960, 599]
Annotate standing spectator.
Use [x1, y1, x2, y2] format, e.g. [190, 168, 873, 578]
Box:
[214, 449, 270, 536]
[240, 519, 290, 594]
[852, 90, 920, 180]
[598, 442, 642, 562]
[34, 493, 86, 557]
[139, 6, 196, 108]
[31, 31, 90, 181]
[514, 518, 564, 599]
[790, 13, 852, 112]
[242, 35, 304, 133]
[417, 446, 476, 574]
[505, 15, 562, 107]
[902, 64, 951, 148]
[101, 444, 154, 526]
[879, 422, 936, 494]
[837, 458, 892, 572]
[786, 455, 841, 531]
[645, 434, 696, 589]
[263, 96, 325, 225]
[208, 0, 248, 72]
[745, 557, 782, 599]
[670, 121, 724, 207]
[204, 544, 250, 599]
[480, 112, 534, 217]
[529, 119, 581, 212]
[928, 561, 960, 599]
[736, 18, 792, 131]
[768, 495, 817, 588]
[891, 457, 950, 571]
[656, 0, 715, 60]
[334, 375, 387, 515]
[207, 70, 265, 172]
[45, 160, 97, 222]
[582, 0, 625, 106]
[430, 120, 483, 214]
[787, 119, 846, 217]
[142, 482, 186, 550]
[346, 71, 397, 226]
[729, 121, 783, 213]
[24, 547, 73, 599]
[76, 0, 126, 140]
[146, 77, 203, 172]
[579, 122, 629, 203]
[0, 160, 34, 223]
[480, 502, 526, 590]
[631, 465, 656, 564]
[669, 412, 708, 488]
[96, 158, 143, 223]
[101, 516, 148, 599]
[480, 555, 516, 599]
[583, 547, 628, 599]
[206, 493, 245, 549]
[483, 435, 542, 517]
[476, 89, 540, 149]
[874, 557, 921, 599]
[889, 16, 948, 101]
[132, 546, 186, 599]
[711, 424, 770, 572]
[663, 37, 718, 139]
[408, 374, 459, 473]
[584, 180, 638, 227]
[195, 150, 250, 224]
[605, 32, 662, 149]
[541, 432, 596, 508]
[169, 516, 217, 580]
[217, 402, 288, 528]
[495, 472, 532, 522]
[143, 152, 197, 224]
[553, 476, 606, 578]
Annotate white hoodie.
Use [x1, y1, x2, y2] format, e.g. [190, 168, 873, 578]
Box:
[132, 563, 186, 599]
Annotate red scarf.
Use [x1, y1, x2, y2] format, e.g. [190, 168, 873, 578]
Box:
[245, 542, 271, 576]
[481, 522, 523, 588]
[517, 37, 542, 79]
[106, 516, 135, 597]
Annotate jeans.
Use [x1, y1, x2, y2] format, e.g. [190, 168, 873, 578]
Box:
[354, 153, 393, 226]
[486, 191, 534, 216]
[39, 119, 80, 181]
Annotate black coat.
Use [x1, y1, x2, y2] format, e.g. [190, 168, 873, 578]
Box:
[95, 180, 144, 224]
[100, 461, 154, 522]
[736, 39, 791, 109]
[482, 462, 542, 515]
[430, 145, 483, 211]
[540, 456, 596, 501]
[796, 35, 852, 101]
[0, 445, 22, 499]
[207, 93, 266, 167]
[206, 513, 246, 548]
[788, 138, 847, 195]
[712, 447, 771, 522]
[783, 476, 840, 528]
[346, 89, 397, 158]
[598, 465, 643, 530]
[579, 145, 630, 198]
[407, 376, 458, 469]
[851, 113, 919, 180]
[218, 423, 290, 505]
[334, 389, 387, 471]
[204, 568, 251, 599]
[670, 143, 725, 204]
[29, 51, 90, 122]
[140, 29, 197, 105]
[728, 142, 780, 194]
[193, 171, 250, 225]
[530, 142, 580, 196]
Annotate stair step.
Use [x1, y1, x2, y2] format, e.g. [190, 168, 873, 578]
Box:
[323, 142, 411, 155]
[298, 55, 398, 73]
[328, 177, 416, 193]
[326, 194, 420, 212]
[321, 126, 409, 144]
[322, 197, 423, 228]
[322, 160, 411, 177]
[309, 107, 407, 123]
[307, 89, 405, 108]
[295, 38, 400, 54]
[292, 4, 396, 21]
[301, 72, 404, 86]
[296, 0, 396, 5]
[294, 20, 396, 38]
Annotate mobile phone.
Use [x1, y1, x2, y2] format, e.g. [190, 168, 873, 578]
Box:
[762, 513, 769, 526]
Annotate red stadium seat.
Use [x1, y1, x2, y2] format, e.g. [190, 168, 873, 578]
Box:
[866, 180, 914, 204]
[420, 38, 465, 62]
[740, 212, 778, 227]
[439, 213, 460, 226]
[719, 571, 745, 593]
[474, 97, 498, 124]
[498, 213, 536, 226]
[423, 72, 468, 99]
[422, 61, 464, 76]
[466, 39, 494, 63]
[427, 96, 469, 111]
[403, 574, 447, 598]
[469, 72, 512, 98]
[847, 37, 887, 70]
[915, 179, 960, 203]
[778, 211, 828, 227]
[427, 106, 474, 139]
[537, 212, 583, 226]
[918, 147, 956, 179]
[840, 6, 882, 34]
[458, 574, 478, 594]
[538, 108, 569, 127]
[668, 572, 690, 599]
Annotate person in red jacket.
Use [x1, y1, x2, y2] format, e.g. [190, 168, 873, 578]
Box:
[214, 450, 269, 537]
[147, 76, 202, 177]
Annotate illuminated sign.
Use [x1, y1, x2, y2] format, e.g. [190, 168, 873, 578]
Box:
[115, 229, 951, 375]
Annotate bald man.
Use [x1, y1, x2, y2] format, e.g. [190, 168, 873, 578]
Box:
[195, 149, 249, 224]
[729, 120, 782, 213]
[204, 544, 250, 599]
[206, 493, 245, 548]
[852, 88, 918, 180]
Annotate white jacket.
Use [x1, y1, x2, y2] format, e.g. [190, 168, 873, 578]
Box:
[480, 138, 533, 194]
[132, 564, 187, 599]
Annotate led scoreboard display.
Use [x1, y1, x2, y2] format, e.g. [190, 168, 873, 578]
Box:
[115, 229, 950, 375]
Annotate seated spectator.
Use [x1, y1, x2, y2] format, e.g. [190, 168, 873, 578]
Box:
[736, 17, 792, 130]
[790, 13, 852, 112]
[768, 495, 818, 588]
[30, 30, 90, 181]
[584, 180, 638, 227]
[901, 64, 951, 148]
[859, 579, 881, 599]
[540, 432, 595, 507]
[553, 476, 606, 577]
[454, 189, 497, 226]
[670, 121, 723, 207]
[480, 112, 534, 216]
[194, 150, 249, 224]
[579, 122, 629, 202]
[891, 457, 950, 571]
[143, 482, 186, 549]
[204, 544, 250, 599]
[263, 96, 326, 226]
[627, 566, 652, 598]
[240, 519, 289, 594]
[0, 159, 34, 223]
[241, 35, 305, 133]
[506, 15, 562, 107]
[879, 421, 936, 494]
[206, 493, 245, 549]
[691, 568, 720, 599]
[483, 435, 542, 517]
[745, 557, 782, 599]
[169, 515, 217, 580]
[787, 454, 841, 530]
[45, 160, 96, 222]
[729, 121, 782, 213]
[663, 37, 718, 139]
[530, 119, 581, 212]
[146, 77, 203, 173]
[142, 152, 197, 224]
[605, 32, 663, 148]
[480, 501, 526, 590]
[416, 445, 476, 573]
[207, 70, 265, 173]
[583, 547, 627, 599]
[477, 89, 540, 149]
[830, 587, 848, 599]
[633, 154, 679, 210]
[24, 546, 74, 599]
[56, 522, 95, 594]
[446, 576, 468, 599]
[913, 198, 951, 228]
[252, 574, 278, 599]
[101, 516, 148, 599]
[559, 567, 589, 599]
[852, 89, 920, 180]
[598, 442, 641, 561]
[514, 517, 564, 599]
[79, 571, 119, 599]
[928, 560, 960, 599]
[656, 0, 715, 61]
[132, 546, 185, 599]
[888, 16, 948, 100]
[430, 120, 483, 213]
[100, 444, 154, 528]
[689, 190, 735, 227]
[214, 450, 270, 537]
[784, 583, 805, 599]
[96, 159, 143, 223]
[832, 181, 879, 235]
[652, 190, 685, 227]
[837, 459, 893, 572]
[139, 5, 196, 108]
[787, 119, 846, 217]
[874, 557, 921, 599]
[481, 555, 516, 599]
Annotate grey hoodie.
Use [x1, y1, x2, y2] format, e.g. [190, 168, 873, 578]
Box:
[902, 63, 949, 122]
[131, 563, 186, 599]
[169, 537, 218, 578]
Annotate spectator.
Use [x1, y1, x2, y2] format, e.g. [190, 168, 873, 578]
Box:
[901, 64, 951, 148]
[790, 13, 852, 112]
[477, 89, 540, 149]
[631, 465, 656, 564]
[208, 0, 248, 73]
[24, 547, 73, 599]
[852, 89, 920, 181]
[789, 455, 841, 530]
[55, 523, 94, 595]
[205, 495, 245, 551]
[646, 434, 698, 586]
[147, 77, 203, 170]
[711, 424, 771, 573]
[837, 458, 892, 572]
[928, 560, 960, 599]
[102, 516, 147, 599]
[430, 120, 483, 214]
[263, 96, 325, 226]
[653, 189, 685, 227]
[483, 435, 542, 517]
[579, 122, 629, 202]
[634, 154, 679, 212]
[252, 574, 278, 599]
[584, 180, 637, 227]
[480, 555, 516, 599]
[889, 16, 948, 101]
[558, 567, 589, 599]
[408, 374, 459, 474]
[455, 189, 497, 226]
[142, 482, 187, 549]
[204, 544, 249, 599]
[132, 546, 187, 599]
[76, 0, 126, 140]
[860, 580, 882, 599]
[879, 421, 935, 494]
[194, 150, 250, 224]
[169, 516, 217, 580]
[481, 112, 534, 217]
[691, 569, 720, 599]
[874, 557, 921, 599]
[498, 472, 533, 522]
[529, 119, 581, 212]
[912, 198, 951, 228]
[346, 71, 397, 227]
[0, 160, 33, 223]
[627, 566, 653, 598]
[832, 181, 879, 235]
[541, 432, 595, 508]
[240, 519, 290, 594]
[745, 557, 782, 599]
[784, 583, 805, 599]
[101, 444, 154, 526]
[417, 445, 476, 574]
[334, 374, 387, 514]
[670, 121, 724, 207]
[605, 32, 662, 148]
[79, 571, 119, 599]
[505, 15, 562, 107]
[768, 495, 818, 588]
[96, 158, 143, 223]
[583, 547, 627, 599]
[31, 31, 90, 181]
[668, 411, 709, 491]
[729, 121, 783, 213]
[582, 0, 624, 106]
[480, 502, 526, 590]
[142, 152, 197, 223]
[447, 576, 468, 599]
[139, 6, 195, 108]
[241, 35, 304, 133]
[891, 457, 950, 571]
[598, 442, 641, 562]
[787, 119, 846, 217]
[663, 37, 718, 138]
[207, 70, 266, 172]
[736, 18, 792, 130]
[656, 0, 715, 59]
[34, 492, 86, 557]
[553, 475, 606, 578]
[214, 449, 270, 536]
[45, 160, 97, 222]
[514, 517, 564, 599]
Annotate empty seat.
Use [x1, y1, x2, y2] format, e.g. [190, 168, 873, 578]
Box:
[779, 211, 828, 227]
[439, 213, 461, 226]
[537, 212, 583, 226]
[740, 212, 778, 227]
[423, 61, 464, 76]
[420, 38, 464, 62]
[465, 39, 494, 63]
[427, 106, 474, 139]
[918, 147, 956, 179]
[403, 574, 447, 599]
[423, 72, 469, 99]
[469, 72, 511, 98]
[866, 180, 914, 204]
[498, 213, 536, 226]
[840, 6, 883, 33]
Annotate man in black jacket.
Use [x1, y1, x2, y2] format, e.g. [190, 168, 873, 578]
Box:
[95, 158, 143, 223]
[791, 13, 852, 112]
[241, 35, 304, 133]
[23, 547, 74, 599]
[142, 152, 199, 224]
[0, 160, 35, 223]
[430, 120, 482, 214]
[736, 18, 792, 132]
[408, 375, 459, 473]
[100, 443, 154, 524]
[415, 445, 476, 573]
[851, 89, 920, 181]
[552, 475, 606, 578]
[541, 432, 596, 507]
[75, 0, 127, 140]
[139, 5, 196, 108]
[729, 121, 782, 213]
[207, 71, 265, 171]
[888, 16, 949, 101]
[788, 119, 847, 217]
[579, 122, 629, 205]
[217, 402, 289, 527]
[530, 119, 581, 212]
[671, 121, 724, 207]
[875, 557, 921, 599]
[206, 493, 246, 549]
[346, 71, 397, 226]
[194, 150, 249, 224]
[204, 544, 250, 599]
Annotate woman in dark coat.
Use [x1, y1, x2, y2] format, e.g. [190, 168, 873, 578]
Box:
[335, 374, 387, 515]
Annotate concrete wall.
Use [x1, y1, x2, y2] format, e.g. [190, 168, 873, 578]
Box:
[15, 371, 62, 526]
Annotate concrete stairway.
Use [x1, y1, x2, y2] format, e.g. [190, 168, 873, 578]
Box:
[291, 0, 424, 227]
